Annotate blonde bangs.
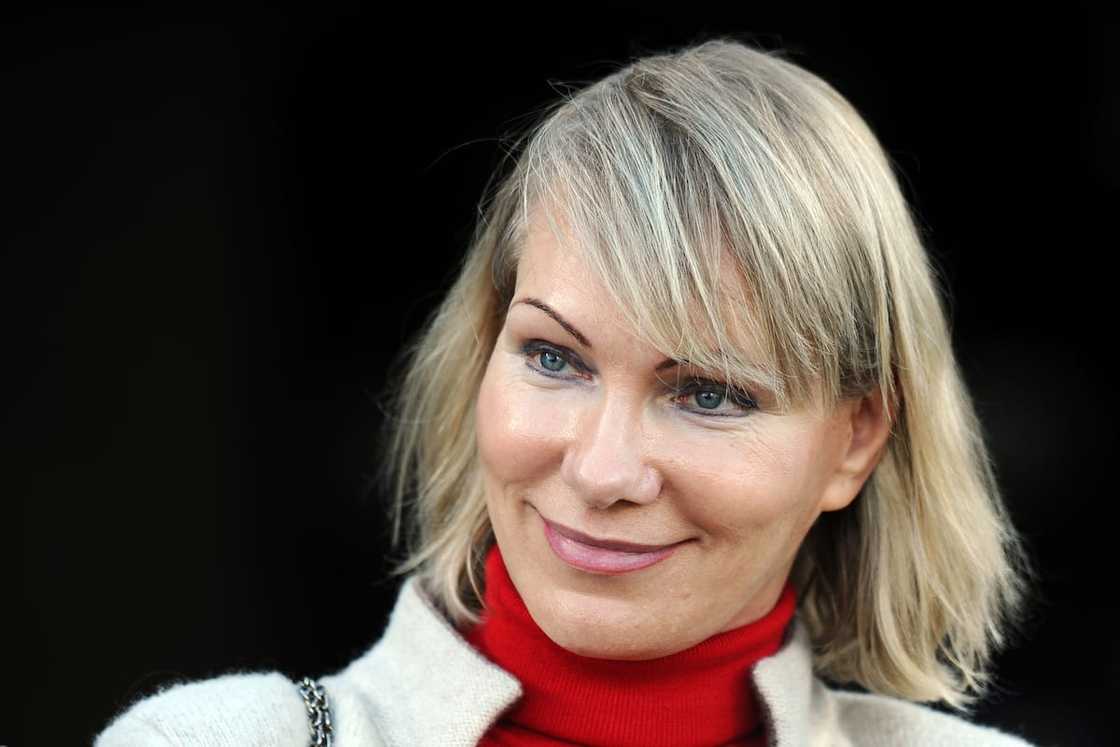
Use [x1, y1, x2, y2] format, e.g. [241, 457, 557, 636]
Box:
[489, 53, 897, 420]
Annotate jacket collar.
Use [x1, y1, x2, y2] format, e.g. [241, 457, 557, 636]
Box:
[751, 610, 819, 746]
[333, 576, 823, 747]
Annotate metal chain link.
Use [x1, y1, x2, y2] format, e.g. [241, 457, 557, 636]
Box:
[296, 676, 334, 746]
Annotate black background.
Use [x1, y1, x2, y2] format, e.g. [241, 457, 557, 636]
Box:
[6, 6, 1116, 745]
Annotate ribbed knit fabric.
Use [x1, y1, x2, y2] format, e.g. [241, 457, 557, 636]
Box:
[463, 543, 798, 747]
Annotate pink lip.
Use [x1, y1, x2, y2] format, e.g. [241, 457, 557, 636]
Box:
[541, 517, 684, 575]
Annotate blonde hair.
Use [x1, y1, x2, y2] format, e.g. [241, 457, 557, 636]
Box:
[374, 36, 1036, 713]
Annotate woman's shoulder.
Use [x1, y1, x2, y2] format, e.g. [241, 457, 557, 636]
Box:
[735, 615, 1038, 747]
[825, 687, 1034, 747]
[93, 577, 462, 746]
[93, 670, 325, 747]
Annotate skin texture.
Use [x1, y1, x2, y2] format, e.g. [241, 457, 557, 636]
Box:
[474, 210, 892, 660]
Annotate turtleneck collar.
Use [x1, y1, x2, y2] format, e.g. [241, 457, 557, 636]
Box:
[462, 543, 798, 747]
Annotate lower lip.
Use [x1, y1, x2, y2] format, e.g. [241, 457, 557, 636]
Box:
[542, 520, 681, 575]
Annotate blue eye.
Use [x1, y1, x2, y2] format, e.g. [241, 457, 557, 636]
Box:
[672, 379, 758, 417]
[522, 341, 587, 380]
[538, 349, 566, 372]
[519, 340, 757, 418]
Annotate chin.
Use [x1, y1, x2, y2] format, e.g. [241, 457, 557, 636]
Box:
[529, 592, 672, 661]
[582, 641, 669, 661]
[541, 625, 637, 660]
[549, 625, 673, 661]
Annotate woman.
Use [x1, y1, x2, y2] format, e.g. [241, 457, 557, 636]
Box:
[96, 37, 1037, 746]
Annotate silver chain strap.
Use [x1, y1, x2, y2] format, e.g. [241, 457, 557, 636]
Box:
[296, 676, 334, 746]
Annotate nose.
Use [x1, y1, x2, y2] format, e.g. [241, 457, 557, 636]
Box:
[560, 388, 662, 510]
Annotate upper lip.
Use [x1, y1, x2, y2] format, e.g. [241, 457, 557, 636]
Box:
[543, 517, 683, 553]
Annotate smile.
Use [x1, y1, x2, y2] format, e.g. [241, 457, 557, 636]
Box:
[541, 516, 685, 575]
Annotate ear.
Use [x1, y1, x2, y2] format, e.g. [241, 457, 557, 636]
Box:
[817, 385, 894, 513]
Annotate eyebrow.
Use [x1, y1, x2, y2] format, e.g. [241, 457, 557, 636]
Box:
[512, 297, 682, 372]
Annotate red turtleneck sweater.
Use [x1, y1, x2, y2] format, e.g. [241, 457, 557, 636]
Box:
[462, 544, 797, 747]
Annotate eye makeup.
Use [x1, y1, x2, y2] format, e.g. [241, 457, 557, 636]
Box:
[518, 339, 759, 418]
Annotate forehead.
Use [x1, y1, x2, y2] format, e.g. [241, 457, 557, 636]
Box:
[514, 210, 609, 311]
[512, 202, 767, 368]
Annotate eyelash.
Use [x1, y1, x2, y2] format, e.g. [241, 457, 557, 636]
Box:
[519, 340, 759, 418]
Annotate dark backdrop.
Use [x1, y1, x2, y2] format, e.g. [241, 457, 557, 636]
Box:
[6, 6, 1115, 745]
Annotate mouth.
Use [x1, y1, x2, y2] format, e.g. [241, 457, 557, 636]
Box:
[540, 515, 686, 575]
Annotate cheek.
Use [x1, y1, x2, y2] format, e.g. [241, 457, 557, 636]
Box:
[475, 356, 568, 485]
[668, 425, 822, 535]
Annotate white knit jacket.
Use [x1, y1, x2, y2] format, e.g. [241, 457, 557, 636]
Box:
[95, 576, 1034, 746]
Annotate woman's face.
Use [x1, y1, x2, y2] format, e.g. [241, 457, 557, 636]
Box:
[475, 211, 885, 660]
